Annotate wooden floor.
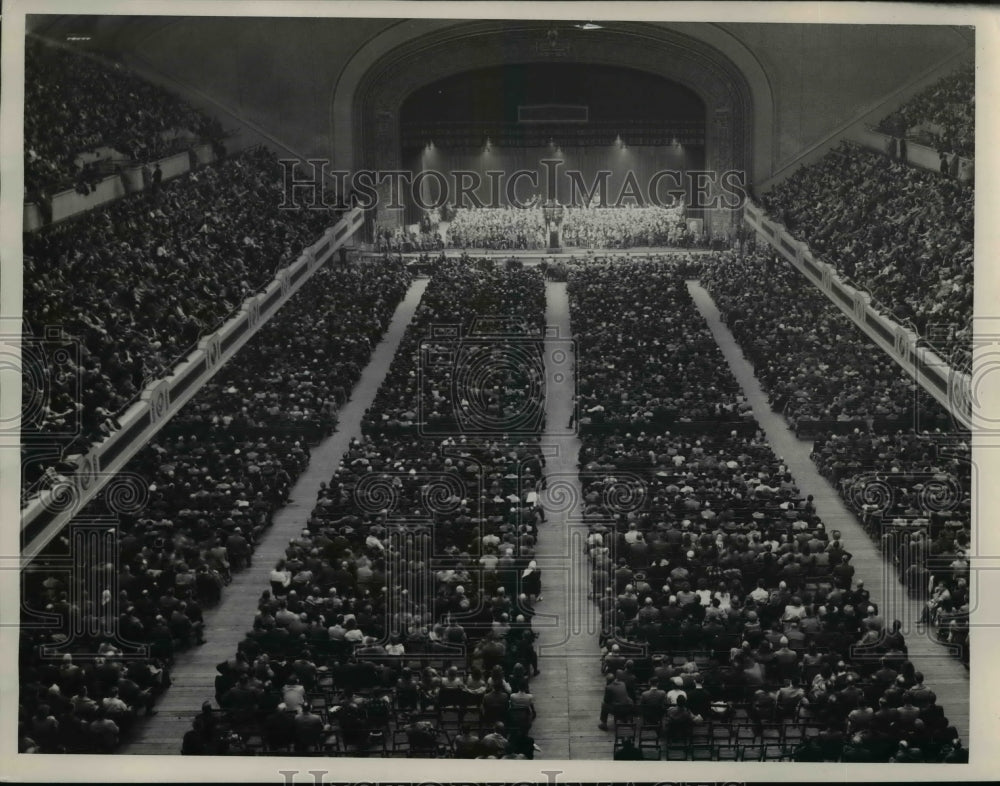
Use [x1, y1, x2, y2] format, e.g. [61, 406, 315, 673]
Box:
[121, 279, 430, 754]
[528, 282, 607, 759]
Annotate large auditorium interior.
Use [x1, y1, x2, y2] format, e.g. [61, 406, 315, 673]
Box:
[2, 2, 996, 780]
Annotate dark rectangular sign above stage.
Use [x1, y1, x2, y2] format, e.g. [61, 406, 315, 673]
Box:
[518, 104, 589, 123]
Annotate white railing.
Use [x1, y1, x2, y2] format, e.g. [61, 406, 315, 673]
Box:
[743, 200, 971, 428]
[26, 145, 216, 232]
[21, 207, 365, 560]
[850, 125, 973, 182]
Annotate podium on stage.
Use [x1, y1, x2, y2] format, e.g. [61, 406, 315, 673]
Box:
[543, 199, 565, 253]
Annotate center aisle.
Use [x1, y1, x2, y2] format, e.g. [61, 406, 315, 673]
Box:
[122, 276, 430, 754]
[687, 279, 969, 743]
[529, 281, 606, 760]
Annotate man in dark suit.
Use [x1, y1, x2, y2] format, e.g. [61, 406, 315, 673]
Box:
[637, 679, 668, 725]
[598, 670, 633, 730]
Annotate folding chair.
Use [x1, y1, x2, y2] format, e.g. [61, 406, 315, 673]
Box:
[783, 724, 804, 746]
[439, 706, 463, 731]
[408, 736, 440, 758]
[740, 743, 765, 761]
[795, 703, 817, 724]
[710, 722, 733, 744]
[689, 743, 715, 761]
[614, 719, 637, 740]
[781, 743, 800, 761]
[239, 731, 266, 755]
[321, 731, 344, 757]
[390, 729, 410, 757]
[716, 743, 740, 761]
[762, 743, 786, 761]
[639, 741, 662, 761]
[663, 742, 689, 761]
[802, 723, 823, 740]
[731, 703, 751, 723]
[690, 722, 712, 744]
[365, 726, 389, 756]
[462, 705, 482, 729]
[638, 706, 664, 732]
[760, 723, 784, 744]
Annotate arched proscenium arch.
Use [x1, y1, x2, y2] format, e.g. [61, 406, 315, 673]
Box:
[349, 21, 756, 232]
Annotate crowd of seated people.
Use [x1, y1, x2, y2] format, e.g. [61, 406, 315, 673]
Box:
[446, 207, 547, 250]
[374, 224, 443, 254]
[569, 259, 752, 429]
[444, 205, 699, 250]
[811, 430, 970, 667]
[761, 142, 973, 346]
[561, 205, 692, 249]
[182, 262, 548, 757]
[196, 260, 411, 438]
[17, 260, 411, 754]
[700, 249, 971, 668]
[24, 38, 223, 194]
[701, 249, 955, 431]
[22, 147, 333, 498]
[567, 265, 965, 762]
[876, 64, 974, 160]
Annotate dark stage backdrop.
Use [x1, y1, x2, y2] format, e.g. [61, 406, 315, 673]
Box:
[402, 144, 705, 223]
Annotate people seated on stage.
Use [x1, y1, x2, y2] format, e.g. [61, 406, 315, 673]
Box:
[444, 204, 698, 250]
[446, 206, 547, 250]
[21, 148, 332, 499]
[374, 222, 443, 253]
[701, 249, 955, 430]
[17, 260, 411, 755]
[24, 37, 223, 193]
[561, 204, 691, 248]
[761, 142, 972, 347]
[876, 64, 974, 161]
